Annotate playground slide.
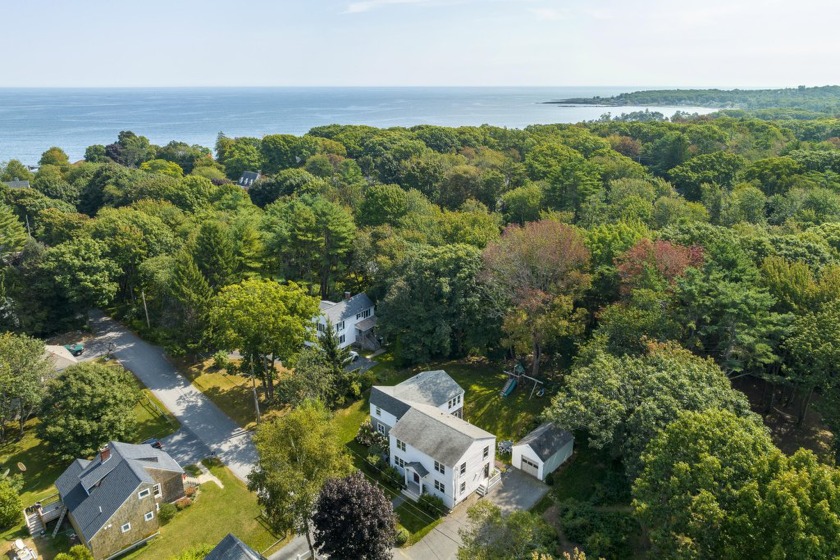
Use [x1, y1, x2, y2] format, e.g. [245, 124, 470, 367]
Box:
[501, 377, 517, 397]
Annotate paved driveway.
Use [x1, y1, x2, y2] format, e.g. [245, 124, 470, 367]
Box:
[88, 311, 257, 483]
[486, 467, 550, 513]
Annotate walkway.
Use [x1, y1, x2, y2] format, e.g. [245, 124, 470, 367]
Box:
[88, 311, 257, 483]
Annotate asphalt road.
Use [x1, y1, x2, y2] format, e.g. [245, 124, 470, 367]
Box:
[88, 311, 257, 483]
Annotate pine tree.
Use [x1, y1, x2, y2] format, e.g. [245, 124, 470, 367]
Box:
[193, 220, 237, 289]
[0, 203, 27, 257]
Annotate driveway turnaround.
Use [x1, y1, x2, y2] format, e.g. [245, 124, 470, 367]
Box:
[88, 311, 258, 483]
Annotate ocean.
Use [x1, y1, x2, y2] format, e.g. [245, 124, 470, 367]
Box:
[0, 87, 716, 164]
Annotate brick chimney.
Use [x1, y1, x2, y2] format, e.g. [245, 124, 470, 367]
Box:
[344, 291, 352, 301]
[100, 445, 111, 463]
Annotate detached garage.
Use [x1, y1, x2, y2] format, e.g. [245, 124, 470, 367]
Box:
[512, 422, 574, 481]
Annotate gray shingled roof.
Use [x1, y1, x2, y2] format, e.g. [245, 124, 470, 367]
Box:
[237, 171, 260, 187]
[514, 423, 574, 462]
[370, 387, 412, 420]
[55, 442, 183, 541]
[373, 370, 463, 416]
[319, 293, 374, 325]
[206, 533, 265, 560]
[406, 461, 429, 478]
[390, 403, 494, 466]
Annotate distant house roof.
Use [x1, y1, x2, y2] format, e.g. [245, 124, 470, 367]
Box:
[371, 370, 463, 419]
[55, 442, 184, 541]
[205, 533, 265, 560]
[514, 423, 574, 462]
[2, 180, 30, 189]
[390, 403, 494, 466]
[319, 293, 374, 325]
[44, 345, 78, 372]
[237, 171, 260, 188]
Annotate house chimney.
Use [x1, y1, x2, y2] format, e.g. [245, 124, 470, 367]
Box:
[344, 291, 351, 301]
[100, 446, 111, 463]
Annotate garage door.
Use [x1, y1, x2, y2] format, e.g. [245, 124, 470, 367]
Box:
[520, 456, 540, 478]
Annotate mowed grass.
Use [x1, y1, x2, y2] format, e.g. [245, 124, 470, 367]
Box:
[125, 465, 286, 560]
[135, 389, 180, 442]
[180, 359, 282, 430]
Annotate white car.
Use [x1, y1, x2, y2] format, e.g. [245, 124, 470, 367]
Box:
[347, 351, 360, 363]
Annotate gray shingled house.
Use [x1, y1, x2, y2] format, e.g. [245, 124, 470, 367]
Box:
[205, 533, 266, 560]
[512, 422, 574, 481]
[54, 442, 186, 560]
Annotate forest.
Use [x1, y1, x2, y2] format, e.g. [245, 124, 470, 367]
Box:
[3, 110, 840, 558]
[556, 84, 840, 114]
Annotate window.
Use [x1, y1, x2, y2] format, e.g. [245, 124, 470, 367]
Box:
[338, 334, 346, 344]
[121, 523, 131, 533]
[376, 423, 386, 435]
[153, 483, 161, 498]
[448, 398, 453, 409]
[457, 394, 461, 404]
[356, 308, 371, 320]
[138, 488, 151, 499]
[397, 439, 406, 452]
[434, 461, 445, 474]
[460, 482, 466, 494]
[434, 480, 445, 492]
[394, 456, 405, 468]
[483, 446, 489, 460]
[335, 321, 345, 332]
[375, 406, 381, 416]
[144, 511, 154, 522]
[317, 323, 326, 333]
[460, 462, 466, 476]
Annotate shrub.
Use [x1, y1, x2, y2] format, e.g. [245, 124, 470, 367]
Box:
[394, 526, 410, 546]
[158, 502, 177, 524]
[175, 497, 192, 510]
[183, 464, 202, 476]
[556, 499, 638, 559]
[417, 494, 448, 519]
[366, 454, 382, 470]
[225, 362, 239, 375]
[0, 479, 21, 530]
[356, 421, 387, 448]
[212, 350, 229, 370]
[544, 472, 556, 486]
[359, 369, 378, 393]
[184, 486, 197, 498]
[202, 456, 223, 468]
[382, 465, 404, 489]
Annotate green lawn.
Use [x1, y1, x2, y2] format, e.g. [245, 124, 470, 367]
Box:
[394, 503, 444, 545]
[125, 464, 286, 560]
[135, 389, 180, 442]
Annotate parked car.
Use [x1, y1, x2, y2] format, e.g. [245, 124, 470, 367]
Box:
[345, 351, 360, 364]
[64, 342, 84, 357]
[142, 438, 163, 450]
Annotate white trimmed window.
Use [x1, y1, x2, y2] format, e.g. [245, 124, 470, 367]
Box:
[336, 321, 345, 332]
[434, 461, 445, 474]
[121, 523, 131, 533]
[483, 446, 489, 460]
[144, 511, 154, 522]
[376, 422, 386, 435]
[460, 481, 466, 494]
[459, 462, 466, 476]
[397, 439, 406, 451]
[317, 323, 326, 333]
[434, 480, 445, 492]
[375, 406, 381, 416]
[138, 488, 151, 499]
[394, 456, 405, 468]
[153, 483, 162, 498]
[338, 334, 346, 344]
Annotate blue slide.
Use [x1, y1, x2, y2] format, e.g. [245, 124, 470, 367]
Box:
[501, 377, 517, 397]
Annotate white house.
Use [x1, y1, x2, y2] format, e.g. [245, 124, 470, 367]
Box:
[390, 404, 496, 508]
[316, 293, 377, 350]
[369, 370, 464, 435]
[512, 422, 574, 481]
[370, 370, 496, 508]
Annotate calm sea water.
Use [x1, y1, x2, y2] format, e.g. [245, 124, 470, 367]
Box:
[0, 87, 715, 164]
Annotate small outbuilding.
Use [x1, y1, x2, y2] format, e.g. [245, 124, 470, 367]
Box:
[512, 422, 574, 481]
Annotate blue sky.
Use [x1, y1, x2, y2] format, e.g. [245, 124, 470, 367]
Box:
[1, 0, 838, 87]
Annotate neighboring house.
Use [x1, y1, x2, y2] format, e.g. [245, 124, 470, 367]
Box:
[54, 442, 186, 560]
[317, 292, 378, 350]
[2, 180, 30, 189]
[371, 370, 496, 508]
[205, 533, 266, 560]
[512, 422, 574, 481]
[370, 370, 464, 435]
[237, 171, 260, 188]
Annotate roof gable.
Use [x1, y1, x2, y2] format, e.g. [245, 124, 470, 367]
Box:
[206, 533, 264, 560]
[319, 293, 374, 324]
[515, 422, 574, 462]
[371, 370, 464, 418]
[390, 403, 494, 466]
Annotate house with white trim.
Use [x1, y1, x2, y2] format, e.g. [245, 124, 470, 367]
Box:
[317, 292, 378, 350]
[369, 370, 497, 508]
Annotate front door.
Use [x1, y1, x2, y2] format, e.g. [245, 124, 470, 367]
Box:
[413, 472, 420, 483]
[484, 463, 490, 478]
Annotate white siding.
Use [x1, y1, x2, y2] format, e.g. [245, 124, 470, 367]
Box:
[389, 434, 496, 509]
[438, 391, 465, 417]
[316, 305, 375, 349]
[512, 439, 574, 481]
[370, 404, 398, 434]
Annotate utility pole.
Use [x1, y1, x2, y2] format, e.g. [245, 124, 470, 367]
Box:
[141, 290, 151, 329]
